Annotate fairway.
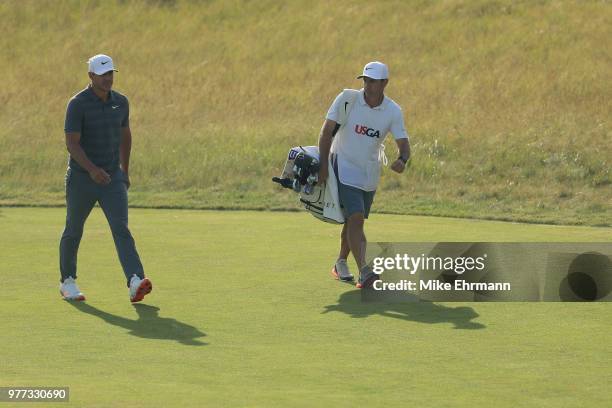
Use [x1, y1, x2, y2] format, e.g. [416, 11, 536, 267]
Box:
[1, 207, 611, 407]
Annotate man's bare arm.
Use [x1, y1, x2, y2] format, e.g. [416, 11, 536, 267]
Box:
[318, 119, 338, 184]
[119, 127, 132, 189]
[120, 126, 131, 175]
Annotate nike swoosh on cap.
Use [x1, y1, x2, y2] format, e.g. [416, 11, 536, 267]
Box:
[101, 61, 110, 65]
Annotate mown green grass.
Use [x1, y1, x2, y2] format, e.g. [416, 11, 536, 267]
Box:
[0, 0, 610, 226]
[1, 207, 611, 407]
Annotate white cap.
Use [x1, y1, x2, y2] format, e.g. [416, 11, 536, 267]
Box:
[357, 61, 388, 80]
[87, 54, 117, 75]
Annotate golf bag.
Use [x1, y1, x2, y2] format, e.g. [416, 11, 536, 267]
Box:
[272, 146, 344, 224]
[272, 90, 360, 224]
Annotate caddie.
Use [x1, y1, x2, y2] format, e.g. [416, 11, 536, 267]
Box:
[318, 61, 411, 288]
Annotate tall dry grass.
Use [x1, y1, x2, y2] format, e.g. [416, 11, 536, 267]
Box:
[0, 0, 609, 225]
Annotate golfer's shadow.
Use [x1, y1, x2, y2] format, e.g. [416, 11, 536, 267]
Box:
[323, 290, 485, 329]
[68, 302, 207, 345]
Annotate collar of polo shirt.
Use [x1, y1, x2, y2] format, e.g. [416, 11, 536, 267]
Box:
[359, 88, 387, 110]
[87, 85, 116, 102]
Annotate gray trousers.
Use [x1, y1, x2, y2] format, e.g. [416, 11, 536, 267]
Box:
[59, 168, 144, 286]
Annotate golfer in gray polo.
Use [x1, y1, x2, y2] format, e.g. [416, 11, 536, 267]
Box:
[59, 54, 152, 303]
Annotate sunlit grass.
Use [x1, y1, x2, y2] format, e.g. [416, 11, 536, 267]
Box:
[0, 0, 609, 225]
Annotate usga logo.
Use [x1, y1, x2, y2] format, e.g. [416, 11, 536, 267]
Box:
[288, 149, 299, 160]
[354, 124, 381, 138]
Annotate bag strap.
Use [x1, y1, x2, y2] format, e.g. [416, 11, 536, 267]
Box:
[332, 89, 360, 136]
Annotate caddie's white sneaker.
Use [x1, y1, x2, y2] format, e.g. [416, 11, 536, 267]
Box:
[331, 259, 354, 282]
[60, 277, 85, 301]
[129, 275, 152, 303]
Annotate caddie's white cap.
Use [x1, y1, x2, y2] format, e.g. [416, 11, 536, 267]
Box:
[87, 54, 117, 75]
[357, 61, 389, 80]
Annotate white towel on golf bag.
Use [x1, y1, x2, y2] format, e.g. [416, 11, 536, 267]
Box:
[322, 155, 344, 223]
[279, 146, 344, 224]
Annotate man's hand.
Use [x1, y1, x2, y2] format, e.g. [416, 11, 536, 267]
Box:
[393, 138, 410, 174]
[390, 159, 407, 174]
[88, 167, 111, 185]
[318, 163, 329, 185]
[123, 172, 131, 189]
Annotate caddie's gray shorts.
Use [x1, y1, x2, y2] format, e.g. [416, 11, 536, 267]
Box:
[337, 181, 376, 219]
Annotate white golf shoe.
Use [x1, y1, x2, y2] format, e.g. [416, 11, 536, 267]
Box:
[60, 277, 85, 301]
[129, 275, 152, 303]
[331, 259, 354, 282]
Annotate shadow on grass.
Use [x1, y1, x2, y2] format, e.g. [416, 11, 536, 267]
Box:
[67, 302, 207, 345]
[323, 290, 485, 330]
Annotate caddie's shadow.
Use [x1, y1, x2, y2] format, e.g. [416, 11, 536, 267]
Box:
[322, 290, 485, 330]
[67, 302, 208, 345]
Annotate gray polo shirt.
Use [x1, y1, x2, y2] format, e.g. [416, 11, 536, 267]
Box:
[64, 86, 129, 173]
